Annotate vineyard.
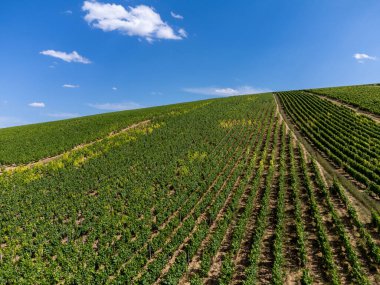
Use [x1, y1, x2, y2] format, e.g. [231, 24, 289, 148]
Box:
[309, 84, 380, 115]
[1, 91, 380, 284]
[0, 100, 208, 165]
[276, 90, 380, 198]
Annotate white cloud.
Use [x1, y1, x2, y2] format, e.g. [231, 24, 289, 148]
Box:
[63, 84, 80, 88]
[353, 53, 376, 63]
[171, 11, 183, 20]
[88, 102, 142, 111]
[82, 1, 186, 41]
[64, 10, 73, 15]
[29, 102, 45, 108]
[40, 50, 91, 64]
[112, 86, 117, 90]
[47, 113, 80, 118]
[183, 86, 271, 97]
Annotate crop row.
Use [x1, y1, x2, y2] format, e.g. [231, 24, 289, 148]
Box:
[311, 161, 369, 284]
[182, 107, 278, 285]
[239, 116, 280, 284]
[0, 95, 276, 283]
[148, 103, 278, 284]
[309, 85, 380, 116]
[156, 116, 380, 284]
[215, 114, 279, 284]
[109, 103, 272, 284]
[277, 91, 380, 196]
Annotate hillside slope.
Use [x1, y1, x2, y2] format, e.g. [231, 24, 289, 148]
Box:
[1, 91, 380, 284]
[309, 84, 380, 115]
[0, 100, 210, 165]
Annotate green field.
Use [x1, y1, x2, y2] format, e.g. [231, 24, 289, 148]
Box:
[1, 91, 380, 284]
[0, 100, 210, 165]
[277, 90, 380, 196]
[309, 84, 380, 115]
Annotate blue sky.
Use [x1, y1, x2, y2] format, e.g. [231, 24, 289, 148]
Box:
[1, 0, 380, 127]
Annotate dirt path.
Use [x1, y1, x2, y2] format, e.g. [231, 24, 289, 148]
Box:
[1, 120, 151, 173]
[309, 92, 380, 124]
[275, 92, 380, 283]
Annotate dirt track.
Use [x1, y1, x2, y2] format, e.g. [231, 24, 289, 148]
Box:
[0, 120, 151, 174]
[311, 93, 380, 124]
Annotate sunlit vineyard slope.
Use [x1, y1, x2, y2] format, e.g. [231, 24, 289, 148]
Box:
[1, 91, 380, 284]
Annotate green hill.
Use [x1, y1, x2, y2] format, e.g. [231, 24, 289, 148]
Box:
[1, 90, 380, 284]
[0, 100, 210, 165]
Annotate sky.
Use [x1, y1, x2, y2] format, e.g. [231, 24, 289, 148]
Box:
[1, 0, 380, 128]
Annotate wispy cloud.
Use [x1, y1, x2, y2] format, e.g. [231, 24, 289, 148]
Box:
[40, 50, 91, 64]
[183, 86, 271, 97]
[353, 53, 376, 63]
[112, 87, 117, 91]
[88, 102, 142, 111]
[64, 10, 73, 15]
[171, 11, 183, 20]
[47, 113, 80, 118]
[62, 84, 80, 88]
[49, 61, 58, 68]
[0, 116, 27, 128]
[82, 1, 186, 41]
[29, 102, 45, 108]
[178, 28, 187, 38]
